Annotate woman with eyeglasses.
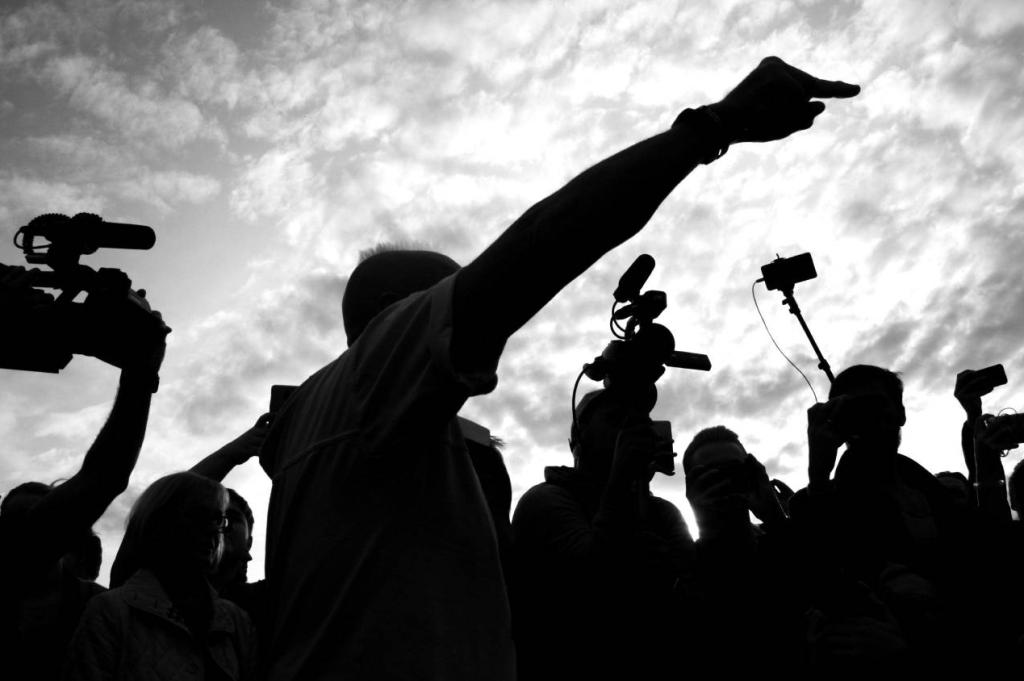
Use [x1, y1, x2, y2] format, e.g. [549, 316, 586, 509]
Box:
[64, 472, 257, 680]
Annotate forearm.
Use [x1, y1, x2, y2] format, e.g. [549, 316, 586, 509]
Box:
[77, 369, 154, 499]
[454, 125, 706, 363]
[973, 438, 1010, 520]
[961, 416, 979, 482]
[191, 442, 248, 482]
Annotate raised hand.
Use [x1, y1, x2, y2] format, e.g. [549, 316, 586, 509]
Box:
[807, 400, 846, 487]
[710, 56, 860, 143]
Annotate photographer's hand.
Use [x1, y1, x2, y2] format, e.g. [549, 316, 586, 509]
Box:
[0, 264, 55, 309]
[191, 415, 272, 482]
[953, 369, 986, 419]
[745, 455, 788, 526]
[709, 56, 860, 144]
[608, 423, 663, 486]
[978, 413, 1024, 451]
[119, 310, 169, 394]
[807, 401, 844, 491]
[686, 463, 749, 538]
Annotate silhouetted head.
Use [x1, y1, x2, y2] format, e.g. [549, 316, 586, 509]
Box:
[570, 388, 655, 480]
[682, 425, 746, 475]
[936, 471, 970, 509]
[341, 245, 460, 345]
[61, 531, 103, 582]
[1009, 459, 1024, 515]
[211, 488, 254, 589]
[110, 472, 228, 588]
[0, 481, 52, 521]
[828, 364, 906, 450]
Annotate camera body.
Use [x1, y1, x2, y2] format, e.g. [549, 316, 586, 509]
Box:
[0, 213, 165, 373]
[979, 412, 1024, 451]
[582, 255, 711, 401]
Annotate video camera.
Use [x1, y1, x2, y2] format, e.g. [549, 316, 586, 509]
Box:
[0, 213, 167, 373]
[578, 254, 710, 407]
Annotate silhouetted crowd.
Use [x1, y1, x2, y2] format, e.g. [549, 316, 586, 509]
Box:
[4, 56, 1022, 680]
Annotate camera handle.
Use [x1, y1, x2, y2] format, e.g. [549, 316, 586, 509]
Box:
[780, 286, 835, 383]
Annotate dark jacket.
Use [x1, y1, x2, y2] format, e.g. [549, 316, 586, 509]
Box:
[64, 570, 258, 681]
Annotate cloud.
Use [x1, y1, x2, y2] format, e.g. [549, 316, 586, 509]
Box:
[1, 135, 221, 217]
[0, 173, 105, 230]
[162, 26, 246, 109]
[41, 55, 225, 149]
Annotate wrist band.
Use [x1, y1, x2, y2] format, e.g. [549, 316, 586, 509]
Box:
[672, 106, 730, 164]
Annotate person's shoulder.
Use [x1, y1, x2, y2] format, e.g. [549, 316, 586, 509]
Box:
[647, 495, 684, 519]
[516, 481, 563, 506]
[212, 595, 256, 636]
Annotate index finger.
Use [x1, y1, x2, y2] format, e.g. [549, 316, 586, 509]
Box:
[786, 62, 861, 99]
[808, 78, 860, 99]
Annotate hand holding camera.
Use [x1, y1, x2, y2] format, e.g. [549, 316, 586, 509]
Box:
[611, 422, 675, 482]
[744, 455, 788, 525]
[807, 401, 845, 486]
[975, 413, 1024, 452]
[685, 458, 754, 534]
[954, 365, 1006, 418]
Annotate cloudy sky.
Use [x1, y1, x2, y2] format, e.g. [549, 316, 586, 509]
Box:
[2, 0, 1024, 585]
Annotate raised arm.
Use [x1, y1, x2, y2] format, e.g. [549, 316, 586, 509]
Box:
[191, 416, 271, 482]
[24, 325, 167, 556]
[452, 57, 859, 368]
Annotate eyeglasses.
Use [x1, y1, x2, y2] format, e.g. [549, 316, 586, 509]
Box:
[183, 510, 229, 534]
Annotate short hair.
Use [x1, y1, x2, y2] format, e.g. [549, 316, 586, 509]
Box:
[0, 481, 52, 517]
[829, 364, 903, 402]
[682, 425, 742, 474]
[341, 247, 460, 344]
[1010, 459, 1024, 512]
[226, 488, 254, 532]
[110, 472, 227, 588]
[357, 240, 433, 262]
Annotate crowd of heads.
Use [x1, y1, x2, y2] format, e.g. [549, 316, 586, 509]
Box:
[3, 54, 1021, 680]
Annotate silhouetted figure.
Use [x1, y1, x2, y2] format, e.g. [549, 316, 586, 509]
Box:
[255, 56, 859, 680]
[459, 418, 514, 591]
[791, 364, 1008, 675]
[680, 426, 803, 674]
[65, 472, 257, 680]
[954, 368, 1012, 518]
[1010, 459, 1024, 519]
[512, 389, 692, 680]
[0, 333, 165, 681]
[189, 420, 270, 633]
[213, 489, 270, 640]
[935, 471, 971, 510]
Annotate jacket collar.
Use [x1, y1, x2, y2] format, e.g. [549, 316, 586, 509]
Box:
[121, 569, 237, 635]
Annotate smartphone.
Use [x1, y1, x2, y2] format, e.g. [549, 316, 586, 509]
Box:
[269, 384, 298, 413]
[650, 420, 676, 476]
[973, 364, 1008, 395]
[760, 252, 817, 292]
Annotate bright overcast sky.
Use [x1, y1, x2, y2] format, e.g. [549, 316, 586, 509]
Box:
[2, 0, 1024, 585]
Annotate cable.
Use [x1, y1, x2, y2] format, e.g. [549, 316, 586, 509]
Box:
[610, 301, 627, 338]
[752, 280, 819, 403]
[569, 367, 586, 449]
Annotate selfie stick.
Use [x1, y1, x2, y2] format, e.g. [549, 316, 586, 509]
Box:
[779, 286, 834, 383]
